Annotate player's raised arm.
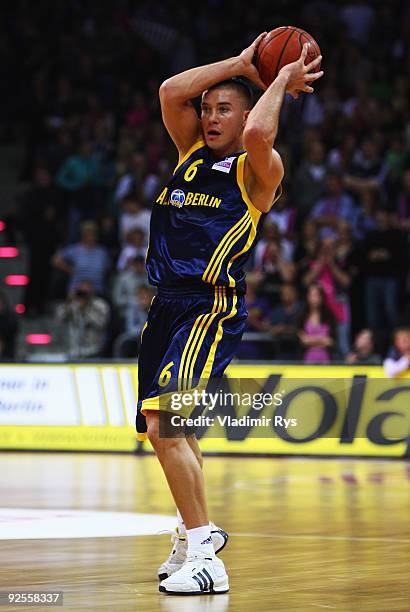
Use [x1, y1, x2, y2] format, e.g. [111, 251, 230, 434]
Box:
[243, 44, 323, 213]
[159, 33, 267, 159]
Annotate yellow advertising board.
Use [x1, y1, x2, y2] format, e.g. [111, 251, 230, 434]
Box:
[0, 364, 408, 456]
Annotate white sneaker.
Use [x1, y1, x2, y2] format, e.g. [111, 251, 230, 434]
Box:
[159, 551, 229, 595]
[158, 523, 228, 581]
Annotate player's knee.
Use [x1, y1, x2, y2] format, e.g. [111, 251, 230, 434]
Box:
[145, 411, 161, 445]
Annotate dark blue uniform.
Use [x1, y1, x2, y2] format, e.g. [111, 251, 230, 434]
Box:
[136, 139, 281, 440]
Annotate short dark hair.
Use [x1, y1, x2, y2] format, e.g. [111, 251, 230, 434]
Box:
[205, 77, 254, 109]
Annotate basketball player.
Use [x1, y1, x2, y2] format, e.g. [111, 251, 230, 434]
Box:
[136, 34, 323, 595]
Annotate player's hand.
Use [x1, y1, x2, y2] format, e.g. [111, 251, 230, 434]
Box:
[279, 43, 323, 99]
[238, 32, 268, 90]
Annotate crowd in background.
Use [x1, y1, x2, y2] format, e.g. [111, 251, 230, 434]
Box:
[1, 0, 410, 368]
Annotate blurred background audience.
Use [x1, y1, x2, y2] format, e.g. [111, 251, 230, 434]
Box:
[1, 0, 409, 361]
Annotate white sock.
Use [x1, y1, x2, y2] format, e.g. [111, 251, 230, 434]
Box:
[187, 525, 214, 557]
[176, 509, 186, 537]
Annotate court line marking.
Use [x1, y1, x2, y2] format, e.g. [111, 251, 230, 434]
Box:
[230, 532, 410, 544]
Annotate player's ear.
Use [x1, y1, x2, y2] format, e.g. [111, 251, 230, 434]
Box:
[242, 109, 250, 127]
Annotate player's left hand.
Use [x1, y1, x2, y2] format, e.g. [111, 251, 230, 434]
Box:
[279, 43, 323, 99]
[238, 32, 268, 90]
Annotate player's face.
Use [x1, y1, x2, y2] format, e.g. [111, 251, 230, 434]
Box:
[201, 88, 248, 156]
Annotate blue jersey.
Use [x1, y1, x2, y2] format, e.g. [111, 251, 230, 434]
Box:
[146, 139, 281, 294]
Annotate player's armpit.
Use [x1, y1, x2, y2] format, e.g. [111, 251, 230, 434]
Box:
[159, 81, 202, 158]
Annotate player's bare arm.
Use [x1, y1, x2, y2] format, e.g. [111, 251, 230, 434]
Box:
[243, 44, 323, 213]
[159, 33, 267, 160]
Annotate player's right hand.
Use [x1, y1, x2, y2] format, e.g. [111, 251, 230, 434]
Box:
[279, 43, 323, 99]
[238, 32, 268, 90]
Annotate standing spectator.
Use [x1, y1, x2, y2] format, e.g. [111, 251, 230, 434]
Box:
[383, 327, 410, 377]
[56, 140, 103, 243]
[0, 292, 18, 360]
[344, 138, 388, 197]
[362, 208, 405, 331]
[396, 169, 410, 230]
[56, 281, 110, 358]
[298, 284, 336, 364]
[293, 219, 319, 283]
[18, 167, 62, 316]
[345, 329, 381, 365]
[293, 140, 328, 222]
[52, 220, 111, 296]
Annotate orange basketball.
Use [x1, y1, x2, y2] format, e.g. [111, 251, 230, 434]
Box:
[254, 26, 321, 87]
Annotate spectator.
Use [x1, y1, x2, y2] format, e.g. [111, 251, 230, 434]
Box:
[345, 329, 381, 365]
[361, 208, 405, 331]
[269, 283, 302, 360]
[383, 327, 410, 377]
[312, 172, 355, 239]
[254, 224, 294, 305]
[396, 169, 410, 230]
[0, 292, 18, 360]
[293, 219, 319, 282]
[298, 284, 336, 364]
[266, 190, 297, 254]
[116, 285, 155, 357]
[293, 140, 328, 222]
[236, 273, 271, 360]
[344, 138, 388, 197]
[117, 228, 147, 271]
[52, 220, 111, 296]
[119, 194, 150, 246]
[112, 256, 148, 321]
[302, 237, 351, 356]
[56, 140, 103, 243]
[18, 167, 62, 316]
[56, 281, 110, 358]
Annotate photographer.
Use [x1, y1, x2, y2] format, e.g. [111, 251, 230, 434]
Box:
[56, 281, 110, 358]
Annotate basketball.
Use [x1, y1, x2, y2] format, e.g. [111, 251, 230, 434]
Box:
[254, 26, 321, 87]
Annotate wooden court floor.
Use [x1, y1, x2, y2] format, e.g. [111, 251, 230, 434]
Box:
[0, 452, 409, 611]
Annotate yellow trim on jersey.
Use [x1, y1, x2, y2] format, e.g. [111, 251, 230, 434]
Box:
[237, 152, 283, 216]
[178, 286, 219, 391]
[202, 212, 251, 283]
[208, 217, 252, 285]
[185, 286, 226, 390]
[200, 291, 238, 381]
[174, 139, 206, 174]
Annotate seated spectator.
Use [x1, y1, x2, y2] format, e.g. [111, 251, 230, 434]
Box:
[266, 190, 297, 248]
[383, 327, 410, 377]
[312, 172, 355, 239]
[298, 284, 336, 364]
[52, 220, 111, 296]
[56, 281, 110, 358]
[0, 292, 18, 360]
[302, 236, 351, 357]
[396, 169, 410, 230]
[112, 256, 148, 320]
[119, 194, 150, 246]
[115, 285, 155, 358]
[254, 224, 294, 305]
[293, 219, 319, 281]
[117, 228, 147, 271]
[126, 285, 155, 336]
[345, 329, 381, 365]
[269, 283, 302, 360]
[236, 273, 271, 360]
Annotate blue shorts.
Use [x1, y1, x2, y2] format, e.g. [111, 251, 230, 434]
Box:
[136, 285, 247, 440]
